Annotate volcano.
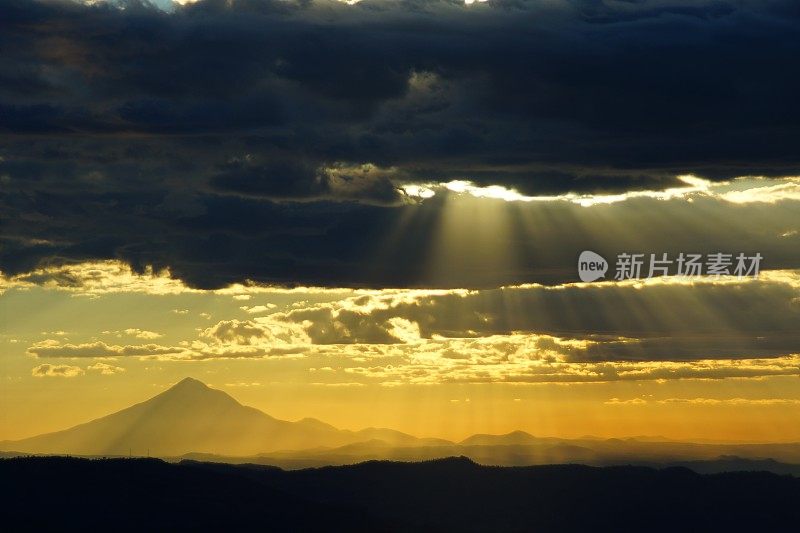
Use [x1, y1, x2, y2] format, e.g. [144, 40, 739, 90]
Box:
[0, 378, 436, 456]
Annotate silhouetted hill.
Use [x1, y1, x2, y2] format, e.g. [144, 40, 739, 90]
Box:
[3, 456, 799, 532]
[652, 456, 800, 476]
[169, 450, 800, 476]
[0, 456, 381, 531]
[0, 378, 444, 456]
[236, 439, 800, 473]
[459, 430, 554, 446]
[4, 378, 800, 470]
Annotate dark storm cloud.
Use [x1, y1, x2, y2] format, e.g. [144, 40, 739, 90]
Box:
[5, 0, 800, 182]
[210, 158, 403, 203]
[2, 0, 800, 287]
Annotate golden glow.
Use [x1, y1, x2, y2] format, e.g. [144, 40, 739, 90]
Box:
[401, 175, 800, 206]
[720, 178, 800, 203]
[3, 176, 800, 449]
[3, 265, 800, 443]
[402, 174, 713, 205]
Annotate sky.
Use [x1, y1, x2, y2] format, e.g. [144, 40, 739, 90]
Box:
[1, 0, 800, 444]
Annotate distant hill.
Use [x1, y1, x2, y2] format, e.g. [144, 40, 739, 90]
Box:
[0, 378, 441, 456]
[4, 377, 800, 470]
[459, 430, 553, 446]
[3, 456, 800, 531]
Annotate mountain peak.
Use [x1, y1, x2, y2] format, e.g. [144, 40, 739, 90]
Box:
[153, 377, 235, 405]
[170, 377, 209, 391]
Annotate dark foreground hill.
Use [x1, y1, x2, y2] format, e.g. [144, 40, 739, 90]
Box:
[3, 456, 799, 532]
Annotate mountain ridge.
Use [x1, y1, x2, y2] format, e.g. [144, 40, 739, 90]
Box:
[5, 456, 800, 530]
[0, 377, 442, 456]
[6, 378, 800, 468]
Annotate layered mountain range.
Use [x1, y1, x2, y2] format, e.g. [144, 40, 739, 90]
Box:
[4, 378, 800, 474]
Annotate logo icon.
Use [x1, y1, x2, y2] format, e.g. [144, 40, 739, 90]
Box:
[578, 250, 608, 282]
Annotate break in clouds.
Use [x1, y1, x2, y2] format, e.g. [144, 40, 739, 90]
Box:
[2, 0, 800, 288]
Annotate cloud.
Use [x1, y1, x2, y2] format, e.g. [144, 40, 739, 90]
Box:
[3, 176, 799, 289]
[719, 179, 800, 204]
[123, 329, 162, 339]
[18, 268, 800, 368]
[406, 175, 800, 207]
[199, 318, 309, 347]
[31, 364, 84, 378]
[338, 347, 800, 385]
[0, 260, 359, 296]
[102, 329, 163, 339]
[239, 304, 277, 314]
[2, 0, 800, 289]
[25, 316, 311, 360]
[309, 382, 366, 387]
[87, 362, 126, 375]
[0, 261, 191, 296]
[21, 296, 800, 382]
[211, 161, 403, 204]
[265, 273, 800, 361]
[606, 397, 800, 406]
[405, 174, 713, 207]
[27, 340, 184, 358]
[337, 343, 800, 385]
[605, 398, 648, 405]
[5, 0, 800, 188]
[657, 397, 800, 405]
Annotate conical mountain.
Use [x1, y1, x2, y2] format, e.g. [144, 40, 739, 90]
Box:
[1, 378, 419, 456]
